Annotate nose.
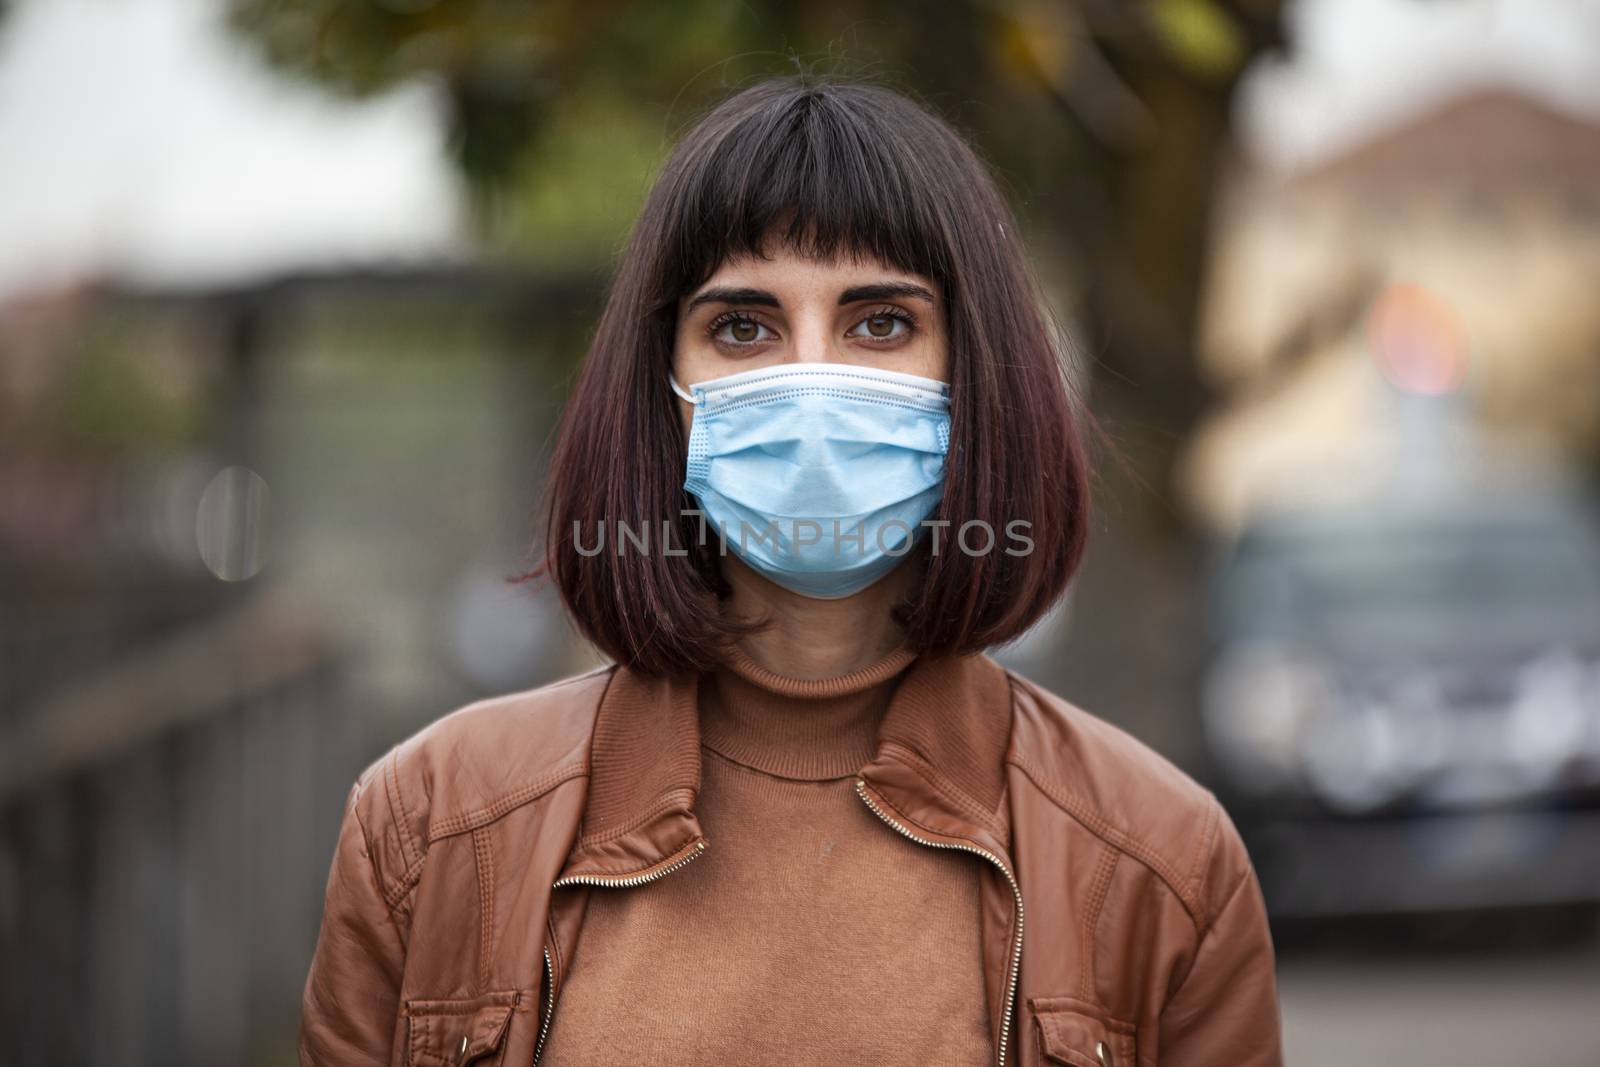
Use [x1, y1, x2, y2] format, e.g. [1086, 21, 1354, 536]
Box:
[782, 300, 836, 365]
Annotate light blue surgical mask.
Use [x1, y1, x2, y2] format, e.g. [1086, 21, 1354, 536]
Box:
[670, 361, 951, 599]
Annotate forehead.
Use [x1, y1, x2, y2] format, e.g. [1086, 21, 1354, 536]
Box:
[692, 245, 937, 297]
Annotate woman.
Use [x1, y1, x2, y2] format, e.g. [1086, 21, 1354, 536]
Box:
[300, 77, 1282, 1067]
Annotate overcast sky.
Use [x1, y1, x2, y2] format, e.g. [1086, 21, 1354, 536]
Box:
[0, 0, 1597, 300]
[0, 0, 461, 299]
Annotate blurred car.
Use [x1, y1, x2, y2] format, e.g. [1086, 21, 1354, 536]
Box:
[1199, 487, 1600, 919]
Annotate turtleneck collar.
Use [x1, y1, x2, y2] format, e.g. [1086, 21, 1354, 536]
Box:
[697, 643, 918, 782]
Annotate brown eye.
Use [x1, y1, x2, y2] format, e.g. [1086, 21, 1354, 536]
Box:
[710, 315, 773, 346]
[847, 310, 912, 343]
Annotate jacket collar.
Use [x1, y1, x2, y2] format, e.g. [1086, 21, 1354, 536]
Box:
[553, 650, 1017, 884]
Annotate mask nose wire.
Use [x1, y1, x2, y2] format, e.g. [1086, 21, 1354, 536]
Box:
[668, 374, 700, 405]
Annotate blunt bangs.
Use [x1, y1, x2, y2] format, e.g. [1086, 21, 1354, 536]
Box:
[524, 76, 1094, 676]
[653, 82, 956, 302]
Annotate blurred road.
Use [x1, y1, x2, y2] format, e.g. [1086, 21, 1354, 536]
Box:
[1279, 943, 1600, 1065]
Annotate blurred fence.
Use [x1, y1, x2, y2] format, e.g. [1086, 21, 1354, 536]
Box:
[0, 581, 363, 1067]
[0, 264, 603, 1066]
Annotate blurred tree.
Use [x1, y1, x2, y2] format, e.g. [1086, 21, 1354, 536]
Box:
[222, 0, 1284, 519]
[225, 0, 787, 255]
[990, 0, 1287, 517]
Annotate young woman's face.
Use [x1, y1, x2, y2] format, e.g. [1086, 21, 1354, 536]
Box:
[671, 245, 950, 427]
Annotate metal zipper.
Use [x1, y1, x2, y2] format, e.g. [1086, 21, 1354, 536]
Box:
[532, 838, 709, 1064]
[533, 946, 556, 1067]
[550, 838, 708, 890]
[854, 777, 1024, 1067]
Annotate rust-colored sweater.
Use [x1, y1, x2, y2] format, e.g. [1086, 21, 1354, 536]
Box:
[538, 645, 994, 1063]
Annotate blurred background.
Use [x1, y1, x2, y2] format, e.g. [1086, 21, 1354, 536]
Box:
[2, 0, 1599, 1063]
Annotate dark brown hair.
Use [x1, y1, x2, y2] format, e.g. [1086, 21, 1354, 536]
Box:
[522, 76, 1092, 675]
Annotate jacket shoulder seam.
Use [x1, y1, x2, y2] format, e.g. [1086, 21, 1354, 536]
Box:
[427, 761, 590, 843]
[1185, 793, 1222, 903]
[1007, 749, 1210, 923]
[385, 854, 426, 914]
[404, 664, 615, 840]
[373, 664, 616, 904]
[1165, 859, 1255, 999]
[383, 749, 424, 873]
[1081, 845, 1120, 999]
[378, 760, 591, 908]
[1202, 856, 1252, 937]
[350, 781, 414, 938]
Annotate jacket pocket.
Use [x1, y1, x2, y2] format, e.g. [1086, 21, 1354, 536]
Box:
[404, 990, 519, 1067]
[1029, 996, 1137, 1067]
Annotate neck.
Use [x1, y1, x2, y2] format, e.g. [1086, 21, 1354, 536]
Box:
[720, 555, 915, 681]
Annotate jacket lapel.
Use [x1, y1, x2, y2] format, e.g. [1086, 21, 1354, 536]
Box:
[855, 652, 1020, 1063]
[553, 665, 707, 882]
[545, 650, 1020, 1063]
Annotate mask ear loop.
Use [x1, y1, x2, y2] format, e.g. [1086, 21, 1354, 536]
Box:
[669, 375, 701, 405]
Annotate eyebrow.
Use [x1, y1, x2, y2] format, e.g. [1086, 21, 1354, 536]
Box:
[837, 282, 936, 305]
[684, 280, 938, 312]
[684, 287, 781, 312]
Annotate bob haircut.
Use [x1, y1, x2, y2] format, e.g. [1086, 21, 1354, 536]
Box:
[528, 76, 1092, 676]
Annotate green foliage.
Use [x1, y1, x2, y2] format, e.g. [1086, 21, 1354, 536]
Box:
[35, 314, 213, 452]
[488, 87, 666, 265]
[227, 0, 799, 243]
[1149, 0, 1248, 80]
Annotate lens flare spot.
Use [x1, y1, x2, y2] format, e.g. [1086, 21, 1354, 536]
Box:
[195, 465, 271, 581]
[1365, 282, 1468, 396]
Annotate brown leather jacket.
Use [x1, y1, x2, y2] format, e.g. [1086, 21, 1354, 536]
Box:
[300, 653, 1283, 1067]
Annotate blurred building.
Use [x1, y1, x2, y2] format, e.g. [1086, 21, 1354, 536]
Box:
[1178, 86, 1600, 925]
[1182, 88, 1600, 534]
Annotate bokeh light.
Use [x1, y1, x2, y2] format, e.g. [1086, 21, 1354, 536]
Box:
[195, 464, 270, 581]
[1365, 282, 1469, 396]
